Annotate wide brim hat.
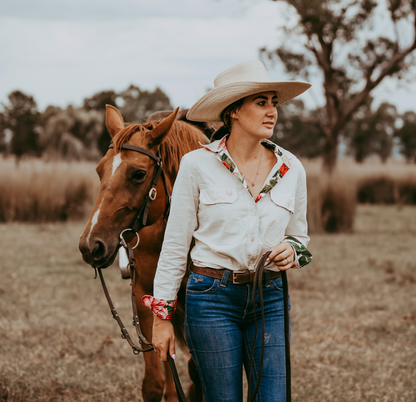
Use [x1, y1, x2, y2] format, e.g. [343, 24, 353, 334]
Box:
[187, 60, 311, 122]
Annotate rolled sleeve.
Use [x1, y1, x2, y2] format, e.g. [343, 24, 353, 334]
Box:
[153, 154, 199, 300]
[283, 164, 312, 268]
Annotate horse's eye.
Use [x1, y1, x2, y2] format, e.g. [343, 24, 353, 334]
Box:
[132, 170, 146, 182]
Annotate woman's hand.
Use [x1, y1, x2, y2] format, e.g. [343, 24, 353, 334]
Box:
[152, 315, 176, 362]
[267, 242, 295, 271]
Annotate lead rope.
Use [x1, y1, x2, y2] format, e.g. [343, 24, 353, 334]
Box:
[95, 245, 153, 354]
[95, 246, 289, 401]
[248, 251, 291, 402]
[167, 353, 187, 402]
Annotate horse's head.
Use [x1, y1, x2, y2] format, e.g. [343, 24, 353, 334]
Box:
[79, 105, 179, 268]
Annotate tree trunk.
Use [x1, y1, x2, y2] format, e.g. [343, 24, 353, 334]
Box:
[322, 134, 338, 172]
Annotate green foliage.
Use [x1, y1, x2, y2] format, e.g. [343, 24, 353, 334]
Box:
[83, 90, 117, 111]
[395, 111, 416, 163]
[40, 105, 103, 160]
[345, 101, 397, 163]
[271, 100, 325, 158]
[264, 0, 416, 170]
[82, 85, 172, 155]
[0, 85, 173, 160]
[0, 110, 7, 153]
[0, 90, 41, 157]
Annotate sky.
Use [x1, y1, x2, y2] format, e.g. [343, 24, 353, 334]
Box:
[0, 0, 415, 114]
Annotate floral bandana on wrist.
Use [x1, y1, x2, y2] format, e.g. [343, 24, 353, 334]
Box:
[142, 295, 177, 319]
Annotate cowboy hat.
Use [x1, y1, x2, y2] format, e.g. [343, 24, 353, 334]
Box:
[186, 60, 311, 122]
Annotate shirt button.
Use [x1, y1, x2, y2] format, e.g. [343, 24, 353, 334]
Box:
[251, 238, 255, 242]
[252, 212, 256, 216]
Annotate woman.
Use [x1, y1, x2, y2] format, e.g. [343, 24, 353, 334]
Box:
[142, 60, 313, 401]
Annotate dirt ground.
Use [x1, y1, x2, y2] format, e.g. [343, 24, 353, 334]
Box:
[0, 205, 415, 401]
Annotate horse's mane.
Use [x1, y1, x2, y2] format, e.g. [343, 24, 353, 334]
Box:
[112, 120, 207, 175]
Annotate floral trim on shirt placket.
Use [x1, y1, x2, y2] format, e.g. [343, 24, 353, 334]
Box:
[142, 295, 177, 319]
[202, 136, 291, 203]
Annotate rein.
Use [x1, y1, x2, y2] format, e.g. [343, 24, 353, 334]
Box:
[93, 143, 186, 392]
[248, 251, 291, 402]
[93, 143, 291, 402]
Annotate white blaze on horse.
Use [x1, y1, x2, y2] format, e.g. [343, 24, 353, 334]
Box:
[79, 105, 209, 402]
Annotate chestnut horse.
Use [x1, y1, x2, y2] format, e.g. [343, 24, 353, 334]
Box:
[79, 105, 207, 402]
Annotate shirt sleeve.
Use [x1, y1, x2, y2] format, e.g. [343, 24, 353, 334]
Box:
[152, 153, 199, 300]
[283, 163, 312, 268]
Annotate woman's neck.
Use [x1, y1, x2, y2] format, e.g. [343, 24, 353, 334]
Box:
[226, 129, 264, 163]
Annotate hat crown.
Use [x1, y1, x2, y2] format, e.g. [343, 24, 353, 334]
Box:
[214, 61, 272, 88]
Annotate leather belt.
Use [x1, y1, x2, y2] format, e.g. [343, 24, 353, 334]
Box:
[191, 265, 281, 284]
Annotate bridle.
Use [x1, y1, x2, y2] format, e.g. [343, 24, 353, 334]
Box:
[92, 143, 292, 402]
[93, 141, 190, 398]
[108, 143, 172, 233]
[93, 142, 172, 354]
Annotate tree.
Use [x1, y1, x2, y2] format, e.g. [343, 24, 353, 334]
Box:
[40, 105, 103, 160]
[345, 101, 397, 163]
[261, 0, 416, 170]
[83, 85, 172, 155]
[271, 99, 325, 158]
[396, 111, 416, 162]
[83, 90, 117, 111]
[0, 110, 7, 153]
[1, 91, 41, 158]
[116, 85, 173, 123]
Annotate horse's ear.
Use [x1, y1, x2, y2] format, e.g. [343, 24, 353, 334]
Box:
[105, 105, 124, 138]
[149, 107, 180, 145]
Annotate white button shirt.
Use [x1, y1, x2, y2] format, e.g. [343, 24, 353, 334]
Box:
[153, 137, 311, 301]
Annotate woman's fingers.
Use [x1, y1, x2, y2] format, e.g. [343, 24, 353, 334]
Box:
[169, 340, 176, 361]
[267, 243, 295, 268]
[152, 318, 175, 362]
[276, 260, 293, 271]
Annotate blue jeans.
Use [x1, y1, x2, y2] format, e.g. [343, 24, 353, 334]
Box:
[184, 270, 290, 402]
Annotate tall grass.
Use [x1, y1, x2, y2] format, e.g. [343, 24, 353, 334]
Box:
[0, 157, 98, 222]
[306, 172, 357, 233]
[304, 159, 416, 233]
[1, 156, 415, 232]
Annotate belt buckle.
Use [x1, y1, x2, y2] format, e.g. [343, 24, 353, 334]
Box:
[232, 269, 249, 284]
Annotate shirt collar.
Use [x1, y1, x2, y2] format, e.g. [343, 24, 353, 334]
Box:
[200, 135, 291, 202]
[200, 136, 291, 167]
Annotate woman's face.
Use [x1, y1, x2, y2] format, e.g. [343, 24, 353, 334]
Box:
[231, 91, 278, 139]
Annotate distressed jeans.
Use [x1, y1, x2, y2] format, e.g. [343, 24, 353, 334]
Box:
[184, 270, 290, 402]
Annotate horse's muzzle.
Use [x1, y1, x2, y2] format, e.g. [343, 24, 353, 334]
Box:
[79, 237, 118, 268]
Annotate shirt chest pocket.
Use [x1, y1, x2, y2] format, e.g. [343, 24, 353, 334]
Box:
[198, 187, 241, 245]
[263, 190, 295, 247]
[270, 190, 295, 214]
[200, 187, 238, 205]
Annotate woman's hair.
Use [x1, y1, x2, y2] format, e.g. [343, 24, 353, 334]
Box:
[210, 97, 245, 142]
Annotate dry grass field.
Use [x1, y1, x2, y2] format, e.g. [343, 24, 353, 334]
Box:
[0, 204, 415, 401]
[0, 158, 98, 222]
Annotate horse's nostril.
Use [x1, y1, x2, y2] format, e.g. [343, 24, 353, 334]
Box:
[92, 240, 107, 260]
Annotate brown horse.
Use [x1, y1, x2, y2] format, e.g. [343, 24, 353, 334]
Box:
[79, 105, 207, 402]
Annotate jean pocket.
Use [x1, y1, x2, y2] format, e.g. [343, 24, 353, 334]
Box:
[187, 273, 220, 295]
[271, 276, 284, 294]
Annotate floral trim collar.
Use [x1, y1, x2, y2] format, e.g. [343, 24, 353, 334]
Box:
[201, 136, 291, 203]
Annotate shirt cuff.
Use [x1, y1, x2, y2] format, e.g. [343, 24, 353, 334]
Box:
[142, 295, 177, 320]
[283, 236, 312, 268]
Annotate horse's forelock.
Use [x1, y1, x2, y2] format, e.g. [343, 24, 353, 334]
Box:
[160, 120, 206, 175]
